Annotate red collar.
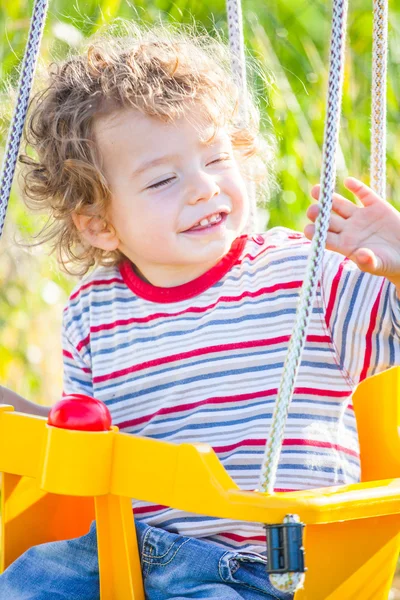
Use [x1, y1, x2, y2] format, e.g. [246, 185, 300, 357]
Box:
[119, 236, 247, 303]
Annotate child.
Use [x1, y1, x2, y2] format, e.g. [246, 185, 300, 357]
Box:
[1, 21, 399, 600]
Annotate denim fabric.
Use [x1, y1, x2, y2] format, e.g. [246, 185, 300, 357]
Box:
[0, 521, 293, 600]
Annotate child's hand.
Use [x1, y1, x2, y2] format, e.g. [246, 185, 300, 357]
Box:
[305, 177, 400, 288]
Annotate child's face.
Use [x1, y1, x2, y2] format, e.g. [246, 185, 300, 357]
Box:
[93, 108, 249, 286]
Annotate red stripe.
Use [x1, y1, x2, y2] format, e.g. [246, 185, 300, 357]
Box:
[118, 390, 278, 429]
[94, 338, 289, 383]
[93, 334, 330, 384]
[325, 260, 347, 328]
[282, 438, 359, 458]
[133, 504, 168, 515]
[293, 387, 351, 398]
[241, 244, 277, 262]
[89, 281, 303, 334]
[70, 277, 124, 301]
[306, 335, 331, 343]
[213, 437, 359, 459]
[118, 384, 350, 430]
[217, 532, 266, 543]
[214, 439, 266, 453]
[63, 350, 91, 373]
[241, 233, 308, 263]
[76, 334, 90, 352]
[360, 282, 384, 381]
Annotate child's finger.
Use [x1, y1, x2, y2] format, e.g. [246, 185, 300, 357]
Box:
[311, 185, 356, 219]
[303, 223, 315, 241]
[304, 228, 382, 274]
[306, 204, 345, 233]
[344, 177, 383, 207]
[303, 224, 340, 252]
[350, 248, 381, 274]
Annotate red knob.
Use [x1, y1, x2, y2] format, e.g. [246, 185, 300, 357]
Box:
[47, 394, 112, 432]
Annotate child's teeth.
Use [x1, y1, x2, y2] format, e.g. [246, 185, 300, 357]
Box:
[193, 213, 223, 229]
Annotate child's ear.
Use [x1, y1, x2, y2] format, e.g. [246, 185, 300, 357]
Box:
[72, 213, 119, 252]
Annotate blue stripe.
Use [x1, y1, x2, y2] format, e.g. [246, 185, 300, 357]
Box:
[101, 362, 285, 399]
[371, 283, 389, 375]
[343, 423, 358, 434]
[134, 411, 339, 439]
[69, 282, 128, 308]
[389, 326, 395, 366]
[131, 413, 273, 436]
[66, 376, 92, 390]
[147, 515, 216, 528]
[337, 271, 363, 370]
[96, 347, 291, 389]
[66, 295, 140, 326]
[219, 251, 308, 286]
[226, 464, 262, 471]
[300, 360, 342, 371]
[89, 292, 301, 343]
[96, 351, 341, 394]
[91, 311, 296, 357]
[92, 306, 324, 358]
[120, 398, 341, 428]
[89, 296, 300, 345]
[117, 400, 275, 431]
[279, 449, 360, 467]
[304, 345, 332, 353]
[120, 401, 351, 433]
[390, 285, 400, 329]
[278, 464, 344, 474]
[294, 398, 352, 407]
[219, 449, 359, 466]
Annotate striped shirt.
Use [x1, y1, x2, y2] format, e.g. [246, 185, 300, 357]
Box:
[62, 228, 400, 553]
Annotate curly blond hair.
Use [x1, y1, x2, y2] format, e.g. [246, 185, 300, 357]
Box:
[20, 21, 272, 275]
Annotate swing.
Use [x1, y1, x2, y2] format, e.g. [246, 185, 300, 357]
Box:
[1, 0, 400, 598]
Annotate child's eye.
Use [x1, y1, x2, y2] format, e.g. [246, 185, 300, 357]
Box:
[207, 155, 231, 166]
[148, 177, 176, 189]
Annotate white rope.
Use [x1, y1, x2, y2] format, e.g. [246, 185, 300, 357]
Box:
[225, 0, 257, 232]
[258, 0, 349, 496]
[371, 0, 388, 199]
[262, 3, 388, 593]
[0, 0, 48, 239]
[261, 0, 388, 590]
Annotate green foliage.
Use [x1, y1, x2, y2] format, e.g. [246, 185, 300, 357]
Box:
[0, 0, 399, 404]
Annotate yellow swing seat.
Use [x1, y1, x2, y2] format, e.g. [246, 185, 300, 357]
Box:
[1, 367, 400, 600]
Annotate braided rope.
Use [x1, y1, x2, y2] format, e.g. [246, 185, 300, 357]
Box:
[265, 4, 387, 592]
[371, 0, 388, 199]
[0, 0, 48, 239]
[226, 0, 257, 232]
[258, 0, 349, 495]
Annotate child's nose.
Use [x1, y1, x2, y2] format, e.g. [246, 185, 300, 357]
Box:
[187, 171, 220, 204]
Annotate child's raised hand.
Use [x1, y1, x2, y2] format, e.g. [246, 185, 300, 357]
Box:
[305, 177, 400, 287]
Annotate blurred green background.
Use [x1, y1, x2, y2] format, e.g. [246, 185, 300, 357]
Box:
[0, 0, 399, 407]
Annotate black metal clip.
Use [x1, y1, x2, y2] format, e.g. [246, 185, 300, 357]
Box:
[265, 519, 306, 574]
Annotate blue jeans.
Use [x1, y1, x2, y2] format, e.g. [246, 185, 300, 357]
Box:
[0, 521, 293, 600]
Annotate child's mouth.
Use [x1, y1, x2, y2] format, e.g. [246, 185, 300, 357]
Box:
[185, 212, 227, 233]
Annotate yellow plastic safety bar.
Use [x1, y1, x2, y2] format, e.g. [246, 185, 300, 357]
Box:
[1, 367, 400, 599]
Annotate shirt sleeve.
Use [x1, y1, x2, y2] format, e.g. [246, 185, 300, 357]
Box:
[62, 309, 93, 397]
[320, 251, 400, 385]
